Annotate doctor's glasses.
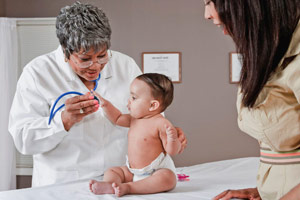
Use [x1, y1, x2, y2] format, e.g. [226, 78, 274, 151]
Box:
[70, 50, 112, 68]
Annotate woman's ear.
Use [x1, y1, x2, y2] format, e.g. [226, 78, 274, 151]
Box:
[63, 48, 69, 62]
[63, 50, 68, 62]
[149, 100, 160, 111]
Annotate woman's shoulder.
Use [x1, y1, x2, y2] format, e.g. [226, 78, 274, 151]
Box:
[108, 50, 141, 78]
[284, 54, 300, 73]
[284, 54, 300, 88]
[20, 47, 65, 86]
[269, 54, 300, 86]
[23, 48, 59, 73]
[110, 50, 136, 64]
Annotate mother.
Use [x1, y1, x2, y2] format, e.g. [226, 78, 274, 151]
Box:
[204, 0, 300, 199]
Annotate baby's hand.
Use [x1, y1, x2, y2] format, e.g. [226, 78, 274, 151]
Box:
[165, 125, 178, 142]
[90, 90, 106, 107]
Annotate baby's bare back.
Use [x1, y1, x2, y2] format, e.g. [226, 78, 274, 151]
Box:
[127, 115, 166, 169]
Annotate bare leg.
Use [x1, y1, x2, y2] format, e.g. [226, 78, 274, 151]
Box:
[89, 166, 133, 195]
[112, 168, 176, 197]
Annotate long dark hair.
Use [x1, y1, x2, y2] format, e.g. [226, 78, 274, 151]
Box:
[211, 0, 300, 108]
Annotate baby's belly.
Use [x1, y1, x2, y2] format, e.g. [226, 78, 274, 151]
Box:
[127, 142, 164, 169]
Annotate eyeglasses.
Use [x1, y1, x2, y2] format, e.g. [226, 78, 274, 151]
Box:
[204, 0, 212, 5]
[71, 50, 112, 68]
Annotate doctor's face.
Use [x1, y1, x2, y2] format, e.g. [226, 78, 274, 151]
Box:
[68, 47, 109, 81]
[127, 79, 154, 119]
[204, 0, 229, 35]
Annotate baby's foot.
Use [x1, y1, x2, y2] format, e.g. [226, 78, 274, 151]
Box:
[89, 180, 114, 195]
[112, 182, 130, 197]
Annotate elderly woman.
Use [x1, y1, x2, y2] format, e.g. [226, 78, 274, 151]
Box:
[204, 0, 300, 199]
[9, 2, 186, 187]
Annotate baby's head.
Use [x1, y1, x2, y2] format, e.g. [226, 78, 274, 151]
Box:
[128, 73, 173, 117]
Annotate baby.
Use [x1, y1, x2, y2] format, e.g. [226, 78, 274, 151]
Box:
[89, 73, 182, 197]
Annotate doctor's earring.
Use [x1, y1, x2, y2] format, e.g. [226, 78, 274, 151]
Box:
[63, 49, 69, 62]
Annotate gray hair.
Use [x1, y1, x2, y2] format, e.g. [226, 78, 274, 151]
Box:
[56, 2, 111, 58]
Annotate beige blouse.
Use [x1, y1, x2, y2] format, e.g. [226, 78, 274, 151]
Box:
[236, 20, 300, 199]
[237, 20, 300, 152]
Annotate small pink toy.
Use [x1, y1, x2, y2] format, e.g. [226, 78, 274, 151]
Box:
[177, 174, 190, 181]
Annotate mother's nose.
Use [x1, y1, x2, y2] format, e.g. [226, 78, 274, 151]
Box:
[204, 7, 212, 20]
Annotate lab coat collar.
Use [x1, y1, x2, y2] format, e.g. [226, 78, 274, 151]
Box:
[55, 46, 113, 82]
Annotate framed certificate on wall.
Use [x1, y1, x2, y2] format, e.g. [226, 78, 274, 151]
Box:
[230, 52, 242, 84]
[142, 52, 182, 83]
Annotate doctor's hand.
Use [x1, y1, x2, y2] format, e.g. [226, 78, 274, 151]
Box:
[62, 92, 99, 131]
[175, 127, 187, 154]
[165, 125, 178, 141]
[213, 188, 261, 200]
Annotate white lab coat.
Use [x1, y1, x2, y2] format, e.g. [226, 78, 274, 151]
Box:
[9, 46, 142, 187]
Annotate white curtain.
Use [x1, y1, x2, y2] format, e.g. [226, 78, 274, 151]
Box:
[0, 18, 18, 191]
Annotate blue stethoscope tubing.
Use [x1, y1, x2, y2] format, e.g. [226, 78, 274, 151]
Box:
[48, 73, 101, 125]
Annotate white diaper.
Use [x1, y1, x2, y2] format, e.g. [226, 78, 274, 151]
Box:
[126, 152, 176, 182]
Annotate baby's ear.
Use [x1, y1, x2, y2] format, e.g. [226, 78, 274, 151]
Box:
[149, 100, 160, 111]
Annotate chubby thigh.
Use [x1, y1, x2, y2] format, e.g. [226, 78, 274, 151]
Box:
[257, 162, 300, 199]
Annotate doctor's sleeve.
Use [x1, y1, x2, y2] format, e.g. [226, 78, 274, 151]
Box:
[8, 69, 68, 155]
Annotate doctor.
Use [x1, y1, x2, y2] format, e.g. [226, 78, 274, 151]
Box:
[9, 2, 187, 187]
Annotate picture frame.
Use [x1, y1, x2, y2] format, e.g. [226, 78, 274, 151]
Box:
[229, 52, 242, 84]
[142, 52, 182, 83]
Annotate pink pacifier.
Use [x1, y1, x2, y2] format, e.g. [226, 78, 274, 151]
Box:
[177, 174, 190, 181]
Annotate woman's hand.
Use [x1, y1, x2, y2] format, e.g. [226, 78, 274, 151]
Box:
[213, 188, 261, 200]
[175, 127, 187, 154]
[166, 125, 179, 141]
[62, 92, 99, 131]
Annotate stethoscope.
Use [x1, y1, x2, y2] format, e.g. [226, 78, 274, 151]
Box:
[48, 73, 101, 125]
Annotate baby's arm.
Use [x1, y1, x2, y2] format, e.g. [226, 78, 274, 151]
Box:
[159, 120, 181, 155]
[92, 91, 131, 127]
